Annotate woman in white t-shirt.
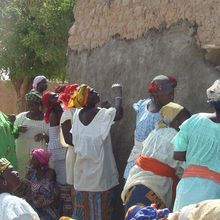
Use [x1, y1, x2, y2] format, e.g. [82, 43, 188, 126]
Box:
[70, 84, 123, 220]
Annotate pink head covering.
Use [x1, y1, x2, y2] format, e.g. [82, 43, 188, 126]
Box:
[32, 75, 47, 90]
[31, 149, 51, 168]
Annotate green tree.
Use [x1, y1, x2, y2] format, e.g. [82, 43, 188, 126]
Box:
[0, 0, 75, 112]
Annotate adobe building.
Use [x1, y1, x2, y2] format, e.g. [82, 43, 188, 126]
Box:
[67, 1, 220, 218]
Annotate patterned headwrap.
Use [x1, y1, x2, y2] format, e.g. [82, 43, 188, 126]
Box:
[148, 75, 177, 94]
[58, 84, 79, 109]
[25, 91, 42, 103]
[68, 84, 89, 108]
[42, 92, 54, 123]
[157, 102, 184, 128]
[0, 158, 11, 175]
[207, 80, 220, 103]
[32, 75, 47, 89]
[31, 149, 51, 169]
[125, 205, 170, 220]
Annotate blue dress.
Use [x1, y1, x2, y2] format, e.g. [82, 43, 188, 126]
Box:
[172, 113, 220, 211]
[124, 99, 160, 179]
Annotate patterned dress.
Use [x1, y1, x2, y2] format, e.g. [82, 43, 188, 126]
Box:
[123, 99, 160, 179]
[26, 168, 59, 220]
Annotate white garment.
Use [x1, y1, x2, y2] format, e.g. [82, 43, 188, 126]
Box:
[48, 125, 67, 184]
[121, 127, 183, 209]
[0, 193, 40, 220]
[71, 107, 119, 191]
[127, 139, 143, 162]
[60, 108, 76, 185]
[15, 112, 49, 178]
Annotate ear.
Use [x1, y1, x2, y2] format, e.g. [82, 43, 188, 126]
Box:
[0, 176, 7, 190]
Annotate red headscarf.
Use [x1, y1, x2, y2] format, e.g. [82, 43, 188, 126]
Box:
[148, 75, 177, 94]
[42, 91, 54, 123]
[58, 84, 79, 110]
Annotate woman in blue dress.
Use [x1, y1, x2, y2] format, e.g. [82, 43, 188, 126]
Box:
[124, 75, 177, 179]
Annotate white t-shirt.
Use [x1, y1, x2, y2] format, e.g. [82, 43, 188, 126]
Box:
[0, 193, 40, 220]
[71, 107, 119, 191]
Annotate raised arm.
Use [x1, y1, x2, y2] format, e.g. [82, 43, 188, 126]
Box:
[111, 84, 123, 121]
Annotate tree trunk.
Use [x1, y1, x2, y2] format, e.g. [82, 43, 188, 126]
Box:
[11, 77, 32, 113]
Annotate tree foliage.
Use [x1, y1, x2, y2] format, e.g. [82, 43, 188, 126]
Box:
[0, 0, 75, 81]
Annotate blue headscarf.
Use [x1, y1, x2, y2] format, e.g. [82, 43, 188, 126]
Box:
[125, 205, 170, 220]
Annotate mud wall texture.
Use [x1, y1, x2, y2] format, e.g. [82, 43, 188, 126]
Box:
[0, 81, 59, 114]
[67, 20, 220, 219]
[68, 0, 220, 51]
[0, 81, 17, 114]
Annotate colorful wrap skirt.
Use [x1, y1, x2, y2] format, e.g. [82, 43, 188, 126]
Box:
[72, 187, 116, 220]
[124, 184, 165, 214]
[58, 184, 73, 217]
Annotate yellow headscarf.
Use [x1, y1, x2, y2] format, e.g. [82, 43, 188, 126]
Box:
[157, 102, 184, 128]
[0, 158, 10, 174]
[68, 84, 89, 108]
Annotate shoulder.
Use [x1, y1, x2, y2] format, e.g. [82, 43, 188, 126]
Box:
[133, 99, 150, 112]
[99, 107, 116, 119]
[60, 109, 76, 124]
[15, 112, 28, 120]
[179, 113, 204, 129]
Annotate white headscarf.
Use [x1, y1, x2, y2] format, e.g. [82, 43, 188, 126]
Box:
[207, 79, 220, 102]
[32, 75, 47, 89]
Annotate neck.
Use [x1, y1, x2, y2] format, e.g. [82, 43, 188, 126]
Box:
[84, 104, 96, 110]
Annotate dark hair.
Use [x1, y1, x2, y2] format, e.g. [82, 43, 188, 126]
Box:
[171, 108, 191, 128]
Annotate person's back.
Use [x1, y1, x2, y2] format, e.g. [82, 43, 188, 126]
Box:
[173, 79, 220, 211]
[174, 113, 220, 171]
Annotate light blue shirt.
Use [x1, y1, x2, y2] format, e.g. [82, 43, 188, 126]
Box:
[172, 113, 220, 211]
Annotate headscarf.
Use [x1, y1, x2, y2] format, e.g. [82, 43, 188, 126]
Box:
[54, 83, 68, 94]
[0, 158, 11, 175]
[32, 75, 47, 90]
[42, 91, 54, 123]
[68, 84, 89, 108]
[125, 205, 170, 220]
[31, 149, 51, 169]
[169, 200, 220, 220]
[25, 91, 42, 103]
[58, 84, 79, 109]
[148, 75, 177, 94]
[157, 102, 184, 128]
[207, 79, 220, 103]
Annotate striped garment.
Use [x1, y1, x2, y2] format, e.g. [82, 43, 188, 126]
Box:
[72, 188, 116, 220]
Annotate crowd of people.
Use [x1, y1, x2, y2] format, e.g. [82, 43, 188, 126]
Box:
[1, 74, 220, 220]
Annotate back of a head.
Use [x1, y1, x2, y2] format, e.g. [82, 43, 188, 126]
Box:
[148, 75, 177, 94]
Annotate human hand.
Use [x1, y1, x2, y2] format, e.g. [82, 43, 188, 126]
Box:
[111, 83, 122, 98]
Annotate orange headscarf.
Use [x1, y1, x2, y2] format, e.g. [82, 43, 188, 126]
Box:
[58, 84, 79, 110]
[68, 84, 89, 108]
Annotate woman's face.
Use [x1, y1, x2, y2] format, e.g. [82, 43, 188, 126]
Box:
[156, 89, 174, 106]
[1, 165, 20, 193]
[37, 79, 48, 93]
[30, 155, 41, 168]
[87, 88, 100, 106]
